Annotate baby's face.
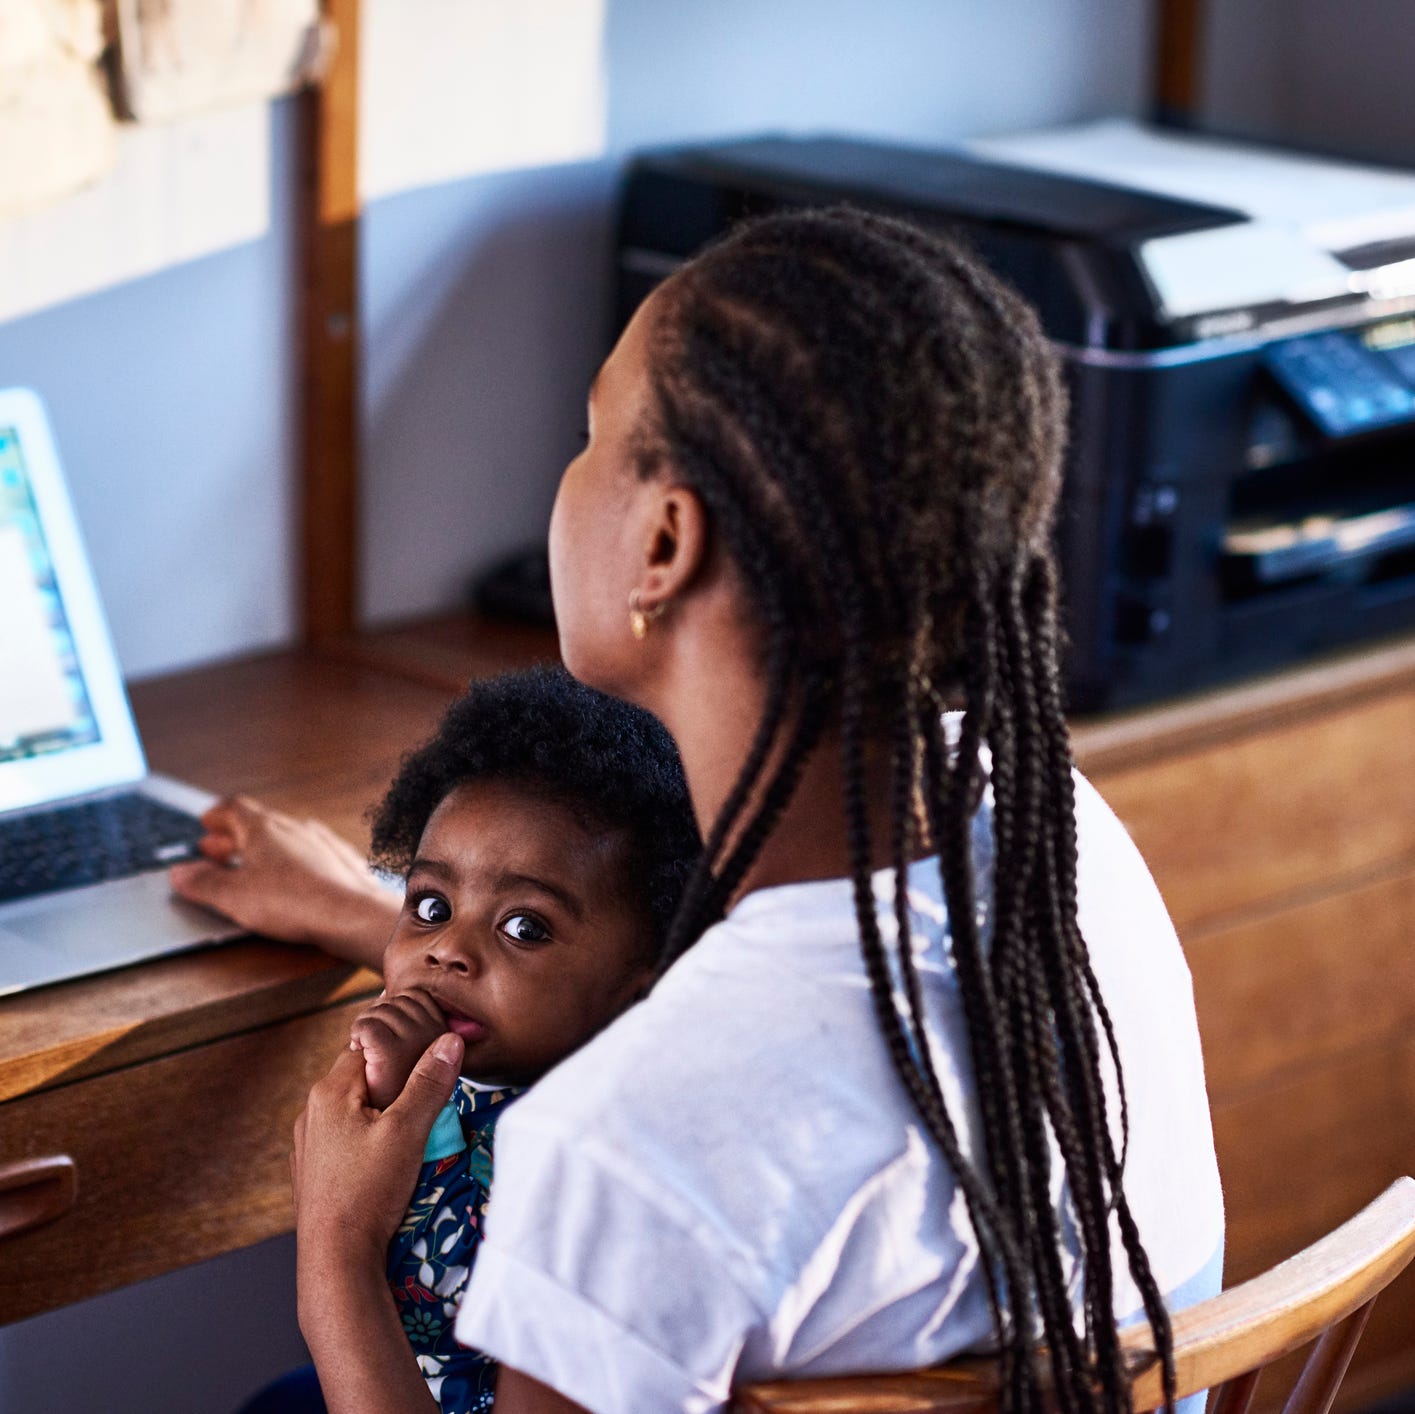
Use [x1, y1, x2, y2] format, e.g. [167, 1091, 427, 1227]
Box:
[380, 779, 654, 1086]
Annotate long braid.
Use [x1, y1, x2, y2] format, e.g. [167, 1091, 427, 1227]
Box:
[991, 567, 1094, 1414]
[638, 206, 1177, 1414]
[1029, 564, 1177, 1412]
[841, 611, 1041, 1414]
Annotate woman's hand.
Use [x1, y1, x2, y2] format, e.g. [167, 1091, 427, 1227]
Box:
[291, 1036, 461, 1414]
[169, 795, 399, 969]
[292, 1033, 463, 1271]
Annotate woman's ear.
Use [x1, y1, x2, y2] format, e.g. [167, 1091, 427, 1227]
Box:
[637, 482, 709, 609]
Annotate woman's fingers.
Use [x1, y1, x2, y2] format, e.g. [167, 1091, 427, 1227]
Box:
[385, 1034, 463, 1136]
[167, 796, 398, 961]
[313, 1042, 376, 1101]
[168, 857, 253, 919]
[289, 1049, 366, 1222]
[292, 1040, 451, 1266]
[195, 832, 239, 864]
[197, 795, 259, 844]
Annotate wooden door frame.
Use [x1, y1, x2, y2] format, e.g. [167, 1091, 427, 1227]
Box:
[298, 0, 360, 641]
[1154, 0, 1208, 126]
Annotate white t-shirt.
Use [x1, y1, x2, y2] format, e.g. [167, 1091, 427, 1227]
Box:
[455, 769, 1224, 1412]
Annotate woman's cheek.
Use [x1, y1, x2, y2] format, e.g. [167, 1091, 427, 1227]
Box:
[547, 480, 583, 630]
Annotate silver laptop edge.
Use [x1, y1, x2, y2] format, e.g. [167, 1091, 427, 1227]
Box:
[0, 388, 244, 995]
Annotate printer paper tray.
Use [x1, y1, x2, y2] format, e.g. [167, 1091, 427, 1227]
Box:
[1223, 501, 1415, 585]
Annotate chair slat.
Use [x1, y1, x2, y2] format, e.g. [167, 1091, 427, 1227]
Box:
[1281, 1301, 1375, 1414]
[1209, 1367, 1263, 1414]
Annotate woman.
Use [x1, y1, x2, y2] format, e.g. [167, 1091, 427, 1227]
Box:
[178, 208, 1222, 1414]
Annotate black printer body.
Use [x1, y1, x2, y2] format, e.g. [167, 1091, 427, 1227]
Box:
[614, 133, 1415, 711]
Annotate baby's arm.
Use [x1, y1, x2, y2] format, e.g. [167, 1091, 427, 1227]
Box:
[349, 990, 449, 1110]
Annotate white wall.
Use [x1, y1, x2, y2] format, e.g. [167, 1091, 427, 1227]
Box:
[0, 102, 300, 680]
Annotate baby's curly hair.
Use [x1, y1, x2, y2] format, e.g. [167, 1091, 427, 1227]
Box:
[369, 665, 700, 960]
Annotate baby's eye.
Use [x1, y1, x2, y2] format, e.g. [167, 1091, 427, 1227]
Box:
[501, 912, 550, 945]
[412, 894, 451, 924]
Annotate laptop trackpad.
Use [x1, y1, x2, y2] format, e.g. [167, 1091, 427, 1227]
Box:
[2, 871, 243, 961]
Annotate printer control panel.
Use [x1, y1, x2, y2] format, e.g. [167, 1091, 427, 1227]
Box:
[1265, 326, 1415, 438]
[1221, 318, 1415, 605]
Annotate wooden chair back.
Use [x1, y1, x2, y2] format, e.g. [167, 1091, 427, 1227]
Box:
[734, 1177, 1415, 1414]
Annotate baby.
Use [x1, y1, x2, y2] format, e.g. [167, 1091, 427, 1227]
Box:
[345, 665, 698, 1413]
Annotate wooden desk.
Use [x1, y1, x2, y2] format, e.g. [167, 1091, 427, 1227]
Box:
[0, 651, 458, 1325]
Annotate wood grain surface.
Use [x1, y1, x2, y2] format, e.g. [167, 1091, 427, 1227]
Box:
[0, 998, 365, 1324]
[1070, 635, 1415, 775]
[320, 611, 558, 695]
[1186, 866, 1414, 1101]
[1083, 690, 1415, 934]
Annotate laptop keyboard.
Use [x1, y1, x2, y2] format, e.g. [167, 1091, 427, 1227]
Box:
[0, 793, 206, 906]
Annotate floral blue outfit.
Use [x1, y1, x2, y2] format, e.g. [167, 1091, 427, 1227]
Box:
[387, 1079, 524, 1413]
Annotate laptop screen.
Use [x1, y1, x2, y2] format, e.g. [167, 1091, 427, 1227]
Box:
[0, 426, 102, 763]
[0, 387, 144, 815]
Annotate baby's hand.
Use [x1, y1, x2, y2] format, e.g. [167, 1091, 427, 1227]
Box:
[349, 990, 449, 1110]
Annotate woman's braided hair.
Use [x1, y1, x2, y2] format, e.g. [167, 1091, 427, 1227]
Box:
[640, 206, 1175, 1414]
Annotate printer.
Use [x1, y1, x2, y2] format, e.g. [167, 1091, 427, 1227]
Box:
[613, 122, 1415, 711]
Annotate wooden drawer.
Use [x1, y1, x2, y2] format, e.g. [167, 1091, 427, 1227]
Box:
[1090, 691, 1415, 931]
[0, 999, 364, 1325]
[1187, 866, 1415, 1100]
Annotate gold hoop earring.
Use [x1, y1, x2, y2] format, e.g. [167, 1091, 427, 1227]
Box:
[628, 588, 664, 640]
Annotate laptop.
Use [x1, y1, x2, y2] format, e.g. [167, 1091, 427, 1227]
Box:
[0, 386, 243, 997]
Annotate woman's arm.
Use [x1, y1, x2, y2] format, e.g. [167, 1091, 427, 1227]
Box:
[170, 796, 399, 969]
[292, 1037, 463, 1414]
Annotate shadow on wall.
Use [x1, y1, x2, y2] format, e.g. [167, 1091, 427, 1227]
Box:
[359, 159, 620, 626]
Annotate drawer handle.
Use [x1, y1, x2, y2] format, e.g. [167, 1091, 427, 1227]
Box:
[0, 1156, 78, 1241]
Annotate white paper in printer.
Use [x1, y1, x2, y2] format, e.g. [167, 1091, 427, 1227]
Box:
[970, 120, 1415, 321]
